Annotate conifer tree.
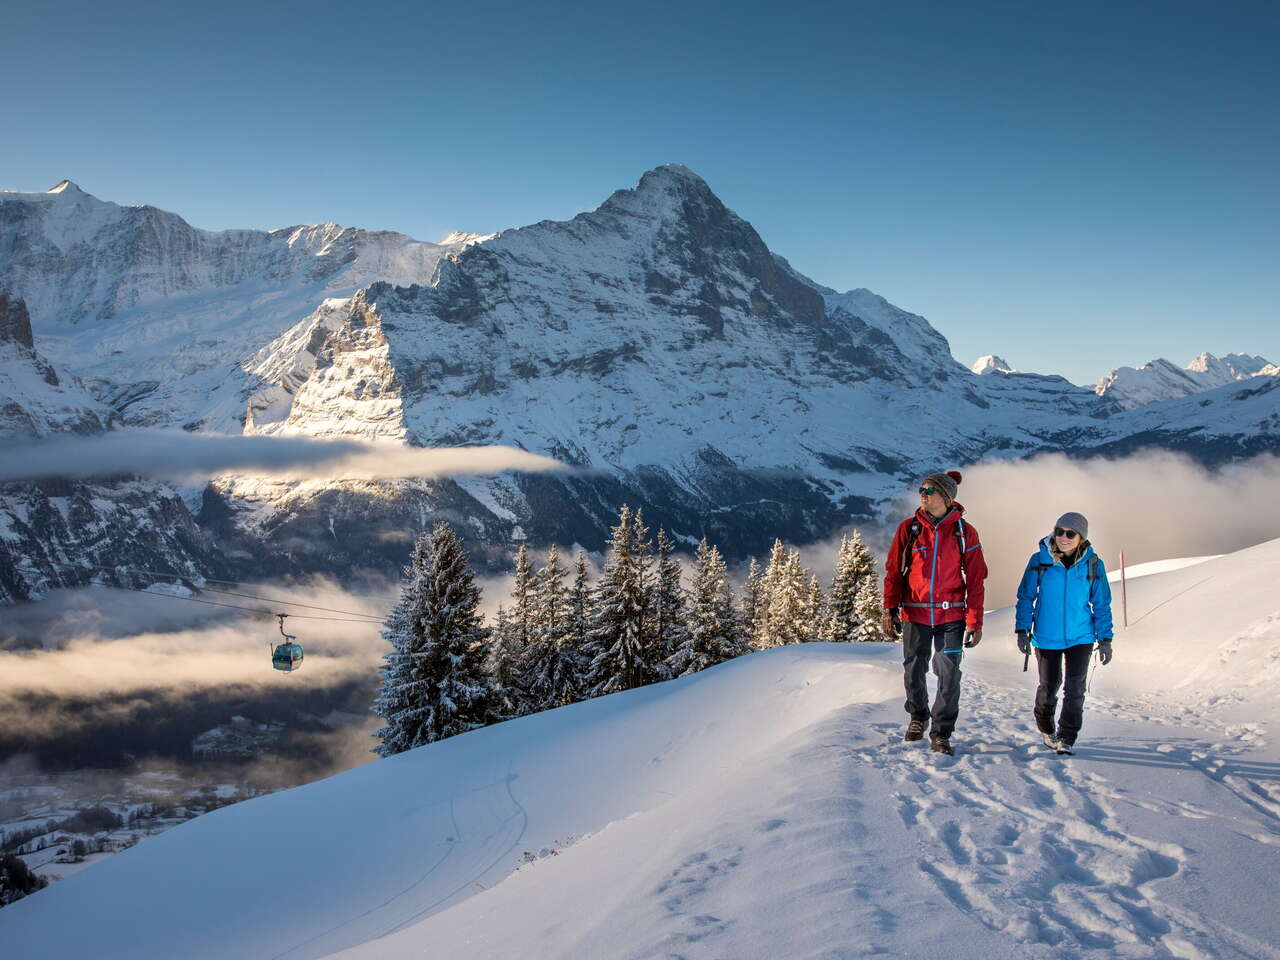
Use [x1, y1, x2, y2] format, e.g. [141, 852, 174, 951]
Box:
[741, 556, 764, 649]
[511, 544, 536, 648]
[760, 542, 809, 647]
[827, 530, 883, 642]
[651, 528, 690, 677]
[585, 505, 655, 695]
[755, 540, 788, 648]
[566, 550, 594, 697]
[372, 523, 495, 756]
[853, 556, 886, 642]
[486, 604, 524, 717]
[803, 573, 826, 642]
[826, 533, 862, 642]
[521, 544, 579, 711]
[668, 538, 747, 677]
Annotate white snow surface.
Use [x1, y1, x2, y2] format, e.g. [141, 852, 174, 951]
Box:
[5, 539, 1280, 959]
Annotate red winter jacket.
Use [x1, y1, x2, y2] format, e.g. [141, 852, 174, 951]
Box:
[882, 503, 988, 630]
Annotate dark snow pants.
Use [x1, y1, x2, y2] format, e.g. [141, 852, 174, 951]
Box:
[1034, 643, 1093, 744]
[901, 620, 965, 738]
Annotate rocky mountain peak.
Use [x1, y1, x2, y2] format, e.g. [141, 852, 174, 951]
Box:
[0, 291, 35, 350]
[47, 179, 85, 196]
[971, 354, 1014, 375]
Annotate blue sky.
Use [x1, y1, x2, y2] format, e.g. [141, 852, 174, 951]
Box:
[2, 0, 1276, 384]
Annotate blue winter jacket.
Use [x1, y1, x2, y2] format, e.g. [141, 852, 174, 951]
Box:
[1014, 537, 1114, 650]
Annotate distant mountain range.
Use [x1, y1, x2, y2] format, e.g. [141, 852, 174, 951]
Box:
[2, 168, 1278, 597]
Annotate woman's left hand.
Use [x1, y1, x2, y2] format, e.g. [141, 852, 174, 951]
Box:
[1097, 639, 1113, 665]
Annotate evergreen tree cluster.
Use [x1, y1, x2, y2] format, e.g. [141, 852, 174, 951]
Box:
[372, 512, 885, 757]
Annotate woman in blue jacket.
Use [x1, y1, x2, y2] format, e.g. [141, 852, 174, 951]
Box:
[1014, 511, 1114, 755]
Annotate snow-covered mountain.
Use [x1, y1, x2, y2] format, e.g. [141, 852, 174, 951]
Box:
[0, 181, 484, 429]
[1096, 352, 1276, 410]
[0, 292, 226, 601]
[5, 540, 1278, 958]
[970, 354, 1014, 375]
[2, 167, 1279, 586]
[198, 167, 1119, 571]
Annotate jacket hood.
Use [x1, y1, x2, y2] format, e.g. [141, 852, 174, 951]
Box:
[915, 502, 967, 527]
[1036, 535, 1096, 565]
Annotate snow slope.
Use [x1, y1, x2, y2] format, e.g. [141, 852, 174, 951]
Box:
[4, 539, 1279, 959]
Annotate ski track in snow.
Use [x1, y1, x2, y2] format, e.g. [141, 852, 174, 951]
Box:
[859, 675, 1280, 960]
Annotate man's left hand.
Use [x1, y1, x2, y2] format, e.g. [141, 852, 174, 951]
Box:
[963, 629, 982, 648]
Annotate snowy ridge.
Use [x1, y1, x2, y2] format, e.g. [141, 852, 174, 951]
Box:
[5, 539, 1279, 958]
[1096, 352, 1276, 410]
[0, 182, 484, 429]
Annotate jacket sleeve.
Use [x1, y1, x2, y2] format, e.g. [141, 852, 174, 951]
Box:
[883, 520, 907, 611]
[961, 522, 988, 631]
[1014, 556, 1039, 633]
[1090, 558, 1114, 640]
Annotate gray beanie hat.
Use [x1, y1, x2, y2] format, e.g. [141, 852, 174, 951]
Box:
[920, 470, 961, 504]
[1054, 511, 1089, 540]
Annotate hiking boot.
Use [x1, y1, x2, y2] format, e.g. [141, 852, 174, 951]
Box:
[1040, 731, 1059, 750]
[904, 719, 927, 742]
[1056, 739, 1075, 756]
[929, 735, 954, 756]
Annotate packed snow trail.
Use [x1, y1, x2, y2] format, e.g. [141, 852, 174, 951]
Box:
[3, 542, 1280, 959]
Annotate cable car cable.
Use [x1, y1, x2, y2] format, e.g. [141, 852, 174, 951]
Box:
[33, 559, 385, 621]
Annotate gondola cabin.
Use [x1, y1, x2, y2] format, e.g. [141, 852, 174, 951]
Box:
[272, 641, 304, 672]
[271, 614, 304, 672]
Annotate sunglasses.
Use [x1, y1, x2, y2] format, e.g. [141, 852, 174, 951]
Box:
[1053, 527, 1080, 539]
[918, 486, 938, 496]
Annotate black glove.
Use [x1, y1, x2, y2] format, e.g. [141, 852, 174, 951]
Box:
[1016, 630, 1030, 655]
[964, 628, 982, 648]
[1097, 639, 1113, 665]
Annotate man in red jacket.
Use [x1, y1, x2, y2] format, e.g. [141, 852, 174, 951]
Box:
[881, 470, 988, 755]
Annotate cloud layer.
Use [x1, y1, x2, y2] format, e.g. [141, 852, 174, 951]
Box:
[0, 430, 568, 483]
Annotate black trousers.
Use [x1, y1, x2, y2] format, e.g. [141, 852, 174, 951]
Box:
[901, 620, 965, 738]
[1034, 644, 1093, 744]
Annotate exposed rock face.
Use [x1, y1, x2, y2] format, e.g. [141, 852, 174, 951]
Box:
[0, 294, 227, 602]
[0, 290, 35, 350]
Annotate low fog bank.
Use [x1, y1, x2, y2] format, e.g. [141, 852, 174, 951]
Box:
[898, 451, 1280, 609]
[0, 578, 398, 784]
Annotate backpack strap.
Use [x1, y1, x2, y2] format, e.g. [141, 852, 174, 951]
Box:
[954, 517, 968, 586]
[1088, 554, 1099, 583]
[898, 519, 922, 593]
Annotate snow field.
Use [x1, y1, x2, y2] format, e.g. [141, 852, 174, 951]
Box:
[3, 540, 1279, 959]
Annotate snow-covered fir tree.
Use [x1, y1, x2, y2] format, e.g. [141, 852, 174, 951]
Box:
[802, 573, 826, 642]
[372, 523, 495, 756]
[854, 572, 886, 642]
[511, 544, 536, 648]
[567, 550, 594, 694]
[668, 538, 746, 677]
[826, 530, 883, 642]
[741, 556, 764, 649]
[584, 505, 656, 695]
[759, 540, 809, 647]
[651, 528, 690, 678]
[486, 603, 525, 717]
[520, 544, 579, 711]
[826, 533, 865, 642]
